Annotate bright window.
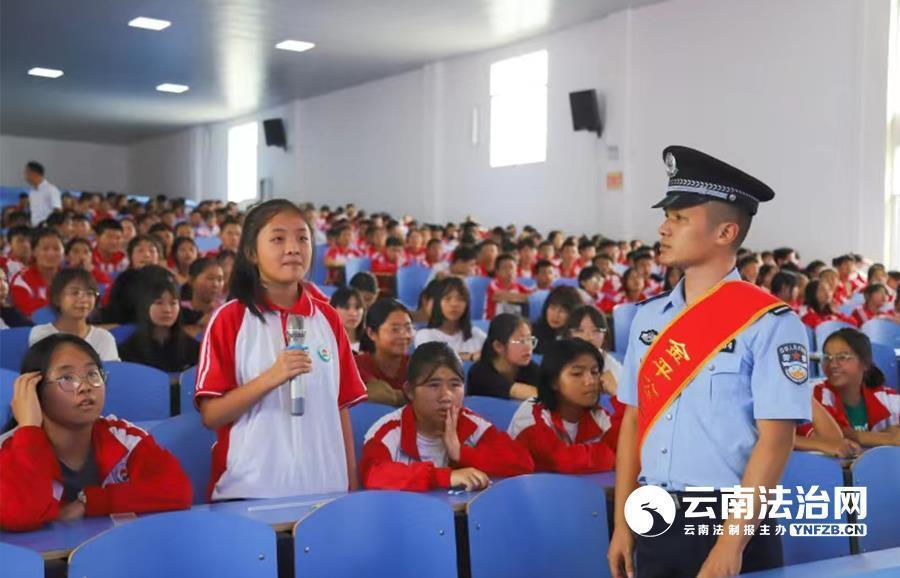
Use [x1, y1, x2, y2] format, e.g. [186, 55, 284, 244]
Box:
[888, 0, 900, 267]
[227, 122, 259, 203]
[490, 50, 548, 168]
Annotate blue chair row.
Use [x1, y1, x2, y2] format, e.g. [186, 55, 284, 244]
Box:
[0, 325, 140, 371]
[861, 318, 900, 349]
[466, 276, 492, 321]
[344, 256, 372, 282]
[194, 236, 222, 253]
[396, 265, 432, 309]
[309, 243, 328, 285]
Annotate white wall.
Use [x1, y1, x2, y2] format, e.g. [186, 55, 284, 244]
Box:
[124, 0, 891, 262]
[0, 135, 129, 192]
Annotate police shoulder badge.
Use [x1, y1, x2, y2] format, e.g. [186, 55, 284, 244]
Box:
[317, 346, 332, 363]
[777, 343, 808, 384]
[664, 152, 678, 177]
[639, 329, 658, 346]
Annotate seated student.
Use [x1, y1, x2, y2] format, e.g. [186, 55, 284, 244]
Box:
[414, 276, 486, 361]
[148, 223, 175, 261]
[92, 219, 128, 278]
[507, 339, 616, 473]
[98, 235, 162, 309]
[532, 285, 583, 354]
[851, 283, 889, 327]
[533, 259, 557, 291]
[598, 268, 646, 314]
[592, 254, 620, 295]
[324, 224, 362, 285]
[65, 237, 110, 287]
[29, 269, 119, 362]
[485, 254, 532, 320]
[556, 240, 581, 279]
[467, 313, 540, 400]
[119, 270, 200, 373]
[356, 298, 415, 407]
[576, 239, 596, 270]
[0, 334, 192, 531]
[755, 263, 778, 292]
[119, 216, 137, 244]
[179, 257, 226, 332]
[537, 240, 557, 268]
[832, 254, 866, 305]
[795, 399, 862, 458]
[812, 328, 900, 446]
[371, 237, 408, 294]
[360, 342, 534, 491]
[631, 250, 662, 296]
[10, 228, 64, 318]
[213, 218, 242, 256]
[404, 229, 426, 265]
[800, 279, 855, 329]
[169, 236, 199, 288]
[215, 249, 236, 290]
[428, 245, 477, 283]
[0, 268, 32, 329]
[344, 271, 376, 310]
[0, 226, 32, 278]
[410, 279, 442, 325]
[561, 306, 621, 398]
[474, 240, 499, 277]
[174, 221, 194, 240]
[737, 254, 761, 284]
[662, 266, 684, 292]
[576, 266, 605, 307]
[92, 265, 174, 326]
[422, 238, 445, 269]
[770, 270, 800, 310]
[330, 287, 366, 353]
[516, 238, 537, 278]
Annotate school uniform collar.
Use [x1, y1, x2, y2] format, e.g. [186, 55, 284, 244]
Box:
[399, 404, 478, 461]
[544, 402, 603, 443]
[262, 284, 314, 316]
[663, 267, 741, 313]
[821, 380, 891, 430]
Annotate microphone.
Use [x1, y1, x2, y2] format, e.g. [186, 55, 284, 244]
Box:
[285, 314, 308, 416]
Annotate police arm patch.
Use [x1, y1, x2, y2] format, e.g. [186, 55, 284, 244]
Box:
[777, 343, 809, 384]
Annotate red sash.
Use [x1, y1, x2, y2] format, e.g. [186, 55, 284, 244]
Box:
[637, 280, 782, 449]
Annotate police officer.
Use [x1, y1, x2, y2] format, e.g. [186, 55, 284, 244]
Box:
[607, 146, 812, 578]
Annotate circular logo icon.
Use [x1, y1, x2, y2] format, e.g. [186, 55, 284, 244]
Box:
[664, 152, 678, 177]
[317, 346, 332, 363]
[624, 485, 677, 537]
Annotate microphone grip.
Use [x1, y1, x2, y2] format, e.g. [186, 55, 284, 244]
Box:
[288, 343, 308, 416]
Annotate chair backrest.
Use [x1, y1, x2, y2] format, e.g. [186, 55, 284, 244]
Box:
[30, 306, 56, 325]
[109, 324, 137, 345]
[779, 451, 851, 564]
[0, 543, 44, 578]
[344, 257, 371, 282]
[151, 413, 216, 504]
[517, 277, 537, 288]
[467, 474, 610, 578]
[552, 277, 579, 288]
[837, 301, 857, 316]
[464, 396, 521, 432]
[466, 276, 492, 321]
[310, 243, 328, 285]
[814, 320, 854, 353]
[871, 342, 899, 390]
[180, 366, 198, 414]
[68, 510, 278, 578]
[0, 368, 17, 424]
[396, 265, 432, 309]
[0, 327, 31, 371]
[318, 284, 338, 298]
[194, 236, 222, 253]
[472, 319, 491, 334]
[294, 492, 457, 578]
[862, 318, 900, 349]
[349, 402, 395, 460]
[103, 361, 171, 421]
[527, 290, 549, 323]
[852, 446, 900, 553]
[612, 303, 639, 354]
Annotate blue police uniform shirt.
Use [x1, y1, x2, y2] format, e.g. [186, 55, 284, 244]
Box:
[618, 268, 812, 491]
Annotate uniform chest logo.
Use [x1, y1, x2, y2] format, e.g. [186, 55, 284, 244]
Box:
[778, 343, 808, 385]
[317, 346, 332, 363]
[639, 330, 658, 346]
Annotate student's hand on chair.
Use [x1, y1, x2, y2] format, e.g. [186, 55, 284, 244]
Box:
[607, 526, 635, 578]
[443, 405, 462, 462]
[266, 349, 313, 387]
[826, 438, 862, 458]
[11, 371, 43, 428]
[696, 541, 742, 578]
[57, 500, 86, 522]
[449, 468, 489, 491]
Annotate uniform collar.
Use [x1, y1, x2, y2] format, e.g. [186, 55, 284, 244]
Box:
[399, 404, 478, 460]
[263, 284, 314, 316]
[545, 403, 603, 443]
[662, 267, 741, 312]
[821, 380, 891, 430]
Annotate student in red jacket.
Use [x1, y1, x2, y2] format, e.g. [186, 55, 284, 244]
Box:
[507, 338, 616, 473]
[800, 280, 855, 329]
[851, 283, 889, 327]
[0, 334, 192, 531]
[10, 228, 64, 318]
[360, 342, 534, 491]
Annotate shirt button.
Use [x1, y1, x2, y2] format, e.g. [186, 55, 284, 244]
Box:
[661, 448, 668, 454]
[665, 414, 672, 421]
[708, 364, 716, 371]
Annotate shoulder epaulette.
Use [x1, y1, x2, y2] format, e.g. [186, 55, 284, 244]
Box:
[769, 305, 793, 316]
[637, 291, 671, 306]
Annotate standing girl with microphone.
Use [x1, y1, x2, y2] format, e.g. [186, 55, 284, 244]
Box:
[195, 200, 367, 500]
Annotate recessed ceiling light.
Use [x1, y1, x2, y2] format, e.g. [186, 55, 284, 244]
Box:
[156, 83, 189, 94]
[129, 17, 171, 31]
[275, 40, 315, 53]
[28, 67, 64, 79]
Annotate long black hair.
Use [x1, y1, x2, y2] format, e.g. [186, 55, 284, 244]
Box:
[230, 200, 314, 321]
[2, 334, 103, 432]
[804, 280, 834, 316]
[428, 277, 473, 340]
[127, 270, 194, 360]
[823, 328, 885, 388]
[536, 338, 604, 411]
[479, 313, 529, 365]
[561, 305, 608, 345]
[358, 298, 411, 354]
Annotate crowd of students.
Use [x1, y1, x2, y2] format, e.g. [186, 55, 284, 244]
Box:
[0, 184, 898, 533]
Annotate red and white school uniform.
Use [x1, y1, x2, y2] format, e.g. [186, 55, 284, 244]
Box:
[600, 274, 622, 297]
[359, 404, 534, 491]
[405, 248, 427, 266]
[517, 264, 535, 279]
[800, 309, 856, 330]
[798, 380, 900, 435]
[324, 245, 362, 284]
[507, 399, 616, 474]
[851, 305, 882, 328]
[644, 277, 663, 296]
[371, 251, 408, 277]
[92, 248, 128, 278]
[194, 289, 367, 501]
[0, 256, 27, 278]
[9, 266, 53, 317]
[597, 291, 645, 315]
[485, 278, 532, 319]
[557, 261, 582, 279]
[0, 416, 192, 532]
[476, 264, 493, 278]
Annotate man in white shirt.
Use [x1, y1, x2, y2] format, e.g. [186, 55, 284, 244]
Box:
[25, 161, 62, 226]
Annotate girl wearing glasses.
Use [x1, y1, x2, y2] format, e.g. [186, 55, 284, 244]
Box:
[812, 328, 900, 446]
[356, 298, 415, 407]
[467, 313, 540, 400]
[360, 342, 533, 491]
[0, 334, 192, 531]
[507, 339, 617, 473]
[28, 268, 119, 362]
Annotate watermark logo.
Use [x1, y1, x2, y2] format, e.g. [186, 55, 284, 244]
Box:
[624, 485, 677, 537]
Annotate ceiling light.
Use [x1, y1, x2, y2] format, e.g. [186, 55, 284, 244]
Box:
[129, 17, 171, 31]
[156, 83, 189, 94]
[28, 67, 64, 78]
[275, 40, 315, 53]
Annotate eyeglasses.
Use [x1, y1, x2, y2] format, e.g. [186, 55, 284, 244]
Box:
[509, 336, 539, 348]
[45, 369, 107, 393]
[822, 353, 857, 364]
[63, 288, 99, 299]
[386, 324, 415, 337]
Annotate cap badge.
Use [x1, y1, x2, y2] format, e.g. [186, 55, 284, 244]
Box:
[664, 152, 678, 177]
